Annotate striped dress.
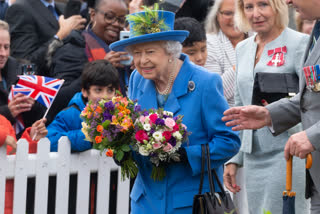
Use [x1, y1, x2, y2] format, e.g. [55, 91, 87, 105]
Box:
[205, 30, 236, 106]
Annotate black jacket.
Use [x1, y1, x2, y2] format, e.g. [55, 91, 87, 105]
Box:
[5, 0, 65, 75]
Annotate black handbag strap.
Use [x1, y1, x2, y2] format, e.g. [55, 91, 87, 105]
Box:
[198, 144, 228, 197]
[205, 144, 216, 194]
[198, 145, 206, 194]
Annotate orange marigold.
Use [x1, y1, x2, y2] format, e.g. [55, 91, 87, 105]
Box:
[96, 125, 103, 132]
[106, 149, 114, 157]
[95, 135, 102, 144]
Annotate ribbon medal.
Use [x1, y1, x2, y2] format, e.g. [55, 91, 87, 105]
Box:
[267, 46, 287, 67]
[303, 64, 320, 92]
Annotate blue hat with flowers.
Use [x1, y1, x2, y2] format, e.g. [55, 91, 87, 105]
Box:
[110, 5, 189, 52]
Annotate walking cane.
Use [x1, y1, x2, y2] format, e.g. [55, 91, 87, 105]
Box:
[283, 153, 312, 214]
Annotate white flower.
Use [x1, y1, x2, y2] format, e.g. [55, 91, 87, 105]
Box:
[152, 131, 163, 142]
[81, 122, 92, 141]
[144, 117, 150, 124]
[172, 131, 182, 140]
[163, 111, 173, 117]
[139, 146, 150, 156]
[143, 124, 151, 131]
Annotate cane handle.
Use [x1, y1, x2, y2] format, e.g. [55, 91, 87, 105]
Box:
[306, 153, 312, 169]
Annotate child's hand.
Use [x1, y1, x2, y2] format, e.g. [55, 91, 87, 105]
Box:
[5, 135, 17, 154]
[30, 118, 48, 141]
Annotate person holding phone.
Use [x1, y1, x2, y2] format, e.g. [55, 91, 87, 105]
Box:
[46, 0, 131, 124]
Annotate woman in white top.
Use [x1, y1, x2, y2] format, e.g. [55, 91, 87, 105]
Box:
[205, 0, 247, 106]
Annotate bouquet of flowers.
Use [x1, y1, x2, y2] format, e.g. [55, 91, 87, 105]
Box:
[81, 96, 141, 180]
[132, 108, 189, 181]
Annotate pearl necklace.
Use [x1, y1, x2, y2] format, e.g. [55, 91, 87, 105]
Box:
[156, 59, 177, 95]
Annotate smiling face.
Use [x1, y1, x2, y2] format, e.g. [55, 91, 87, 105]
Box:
[0, 29, 10, 70]
[242, 0, 277, 34]
[217, 0, 243, 40]
[182, 41, 207, 67]
[130, 41, 172, 82]
[91, 0, 127, 44]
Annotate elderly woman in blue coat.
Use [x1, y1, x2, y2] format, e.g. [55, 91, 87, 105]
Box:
[110, 9, 241, 214]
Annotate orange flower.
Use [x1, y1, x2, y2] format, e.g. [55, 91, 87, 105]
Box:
[95, 135, 102, 144]
[95, 106, 102, 114]
[96, 125, 103, 132]
[106, 149, 113, 157]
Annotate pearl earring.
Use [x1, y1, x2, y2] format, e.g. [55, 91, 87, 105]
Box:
[169, 59, 173, 63]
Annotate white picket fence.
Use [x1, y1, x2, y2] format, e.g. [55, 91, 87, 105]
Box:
[0, 136, 130, 214]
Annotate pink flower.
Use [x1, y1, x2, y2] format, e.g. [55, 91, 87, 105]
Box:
[173, 124, 179, 132]
[163, 143, 173, 152]
[182, 124, 187, 130]
[139, 116, 146, 123]
[163, 131, 172, 141]
[165, 118, 176, 129]
[135, 130, 149, 143]
[149, 113, 158, 124]
[153, 143, 162, 149]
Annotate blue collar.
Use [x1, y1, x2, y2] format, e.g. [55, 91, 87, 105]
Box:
[40, 0, 55, 8]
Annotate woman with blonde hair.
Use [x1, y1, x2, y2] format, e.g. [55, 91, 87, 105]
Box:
[223, 0, 310, 213]
[205, 0, 247, 106]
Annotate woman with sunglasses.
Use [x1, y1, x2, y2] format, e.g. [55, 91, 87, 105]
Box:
[45, 0, 130, 124]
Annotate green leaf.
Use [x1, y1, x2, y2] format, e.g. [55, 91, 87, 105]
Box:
[121, 144, 131, 152]
[102, 120, 111, 129]
[116, 150, 124, 161]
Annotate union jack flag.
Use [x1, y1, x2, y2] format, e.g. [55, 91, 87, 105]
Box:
[11, 75, 64, 108]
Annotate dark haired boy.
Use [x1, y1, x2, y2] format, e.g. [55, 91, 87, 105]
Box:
[47, 59, 119, 152]
[46, 60, 119, 214]
[174, 17, 208, 67]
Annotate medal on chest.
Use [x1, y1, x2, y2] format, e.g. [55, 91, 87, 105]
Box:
[303, 64, 320, 92]
[267, 46, 287, 67]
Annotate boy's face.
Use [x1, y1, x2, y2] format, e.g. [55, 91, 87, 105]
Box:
[82, 85, 116, 103]
[182, 41, 207, 67]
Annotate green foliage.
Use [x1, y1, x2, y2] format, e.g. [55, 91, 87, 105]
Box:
[126, 3, 169, 36]
[263, 209, 272, 214]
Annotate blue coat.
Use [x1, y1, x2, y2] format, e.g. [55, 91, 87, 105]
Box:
[128, 54, 240, 214]
[47, 92, 92, 152]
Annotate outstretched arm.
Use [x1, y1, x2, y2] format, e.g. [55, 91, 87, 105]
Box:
[222, 105, 272, 131]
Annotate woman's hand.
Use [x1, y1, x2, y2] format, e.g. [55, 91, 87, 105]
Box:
[223, 163, 241, 194]
[8, 93, 35, 117]
[30, 118, 48, 141]
[104, 51, 130, 68]
[5, 135, 17, 154]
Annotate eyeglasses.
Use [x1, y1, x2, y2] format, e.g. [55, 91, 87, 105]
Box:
[96, 10, 126, 26]
[219, 10, 235, 19]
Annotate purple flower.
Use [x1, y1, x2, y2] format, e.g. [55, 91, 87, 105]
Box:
[155, 118, 165, 126]
[104, 101, 115, 111]
[169, 137, 176, 147]
[150, 128, 155, 135]
[163, 115, 168, 119]
[103, 112, 112, 121]
[143, 111, 149, 116]
[134, 105, 141, 112]
[173, 116, 178, 121]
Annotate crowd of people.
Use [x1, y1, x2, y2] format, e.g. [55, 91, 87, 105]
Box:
[0, 0, 319, 213]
